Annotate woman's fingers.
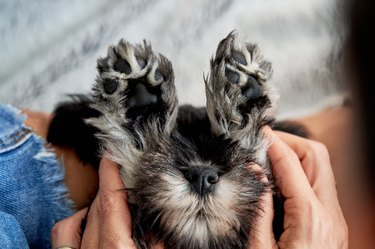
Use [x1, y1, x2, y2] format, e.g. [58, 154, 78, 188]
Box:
[81, 155, 136, 248]
[274, 131, 334, 184]
[263, 127, 348, 249]
[263, 126, 314, 200]
[97, 156, 135, 248]
[80, 203, 100, 248]
[249, 189, 276, 249]
[273, 131, 338, 205]
[247, 164, 278, 249]
[98, 156, 126, 191]
[51, 208, 88, 249]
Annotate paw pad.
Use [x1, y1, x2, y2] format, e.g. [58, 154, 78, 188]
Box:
[205, 31, 275, 137]
[225, 68, 240, 85]
[103, 79, 119, 94]
[114, 58, 132, 74]
[241, 76, 262, 100]
[127, 82, 158, 108]
[231, 50, 247, 66]
[93, 38, 178, 132]
[154, 68, 164, 82]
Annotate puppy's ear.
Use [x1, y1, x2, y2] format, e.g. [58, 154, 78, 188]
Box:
[47, 94, 102, 168]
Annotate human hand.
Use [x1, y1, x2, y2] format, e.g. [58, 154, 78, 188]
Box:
[51, 156, 137, 249]
[249, 127, 348, 249]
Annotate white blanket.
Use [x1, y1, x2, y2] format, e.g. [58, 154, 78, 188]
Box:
[0, 0, 348, 119]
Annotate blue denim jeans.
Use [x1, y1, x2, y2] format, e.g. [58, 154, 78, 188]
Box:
[0, 104, 74, 249]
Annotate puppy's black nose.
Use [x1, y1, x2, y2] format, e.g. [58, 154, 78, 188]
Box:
[185, 166, 219, 196]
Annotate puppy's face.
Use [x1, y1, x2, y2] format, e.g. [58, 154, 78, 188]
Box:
[127, 137, 268, 249]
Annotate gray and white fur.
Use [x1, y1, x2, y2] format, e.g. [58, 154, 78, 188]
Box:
[87, 31, 278, 249]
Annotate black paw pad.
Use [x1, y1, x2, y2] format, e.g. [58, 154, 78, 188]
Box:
[104, 79, 119, 94]
[241, 76, 262, 100]
[114, 58, 132, 74]
[127, 82, 158, 108]
[225, 68, 240, 84]
[232, 50, 247, 65]
[155, 68, 164, 82]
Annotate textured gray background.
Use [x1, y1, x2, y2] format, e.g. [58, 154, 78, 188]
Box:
[0, 0, 348, 119]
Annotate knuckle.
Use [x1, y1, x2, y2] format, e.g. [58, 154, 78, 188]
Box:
[98, 189, 124, 216]
[51, 220, 64, 239]
[306, 140, 330, 162]
[280, 143, 299, 162]
[288, 149, 300, 162]
[51, 223, 59, 237]
[99, 190, 114, 213]
[314, 210, 334, 237]
[311, 141, 329, 156]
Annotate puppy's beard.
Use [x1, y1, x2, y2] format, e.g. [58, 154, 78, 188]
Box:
[129, 163, 266, 249]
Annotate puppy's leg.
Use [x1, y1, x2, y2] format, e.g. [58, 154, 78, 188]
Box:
[205, 31, 277, 165]
[88, 39, 178, 188]
[206, 32, 287, 239]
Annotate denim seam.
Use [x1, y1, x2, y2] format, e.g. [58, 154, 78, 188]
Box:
[0, 105, 31, 154]
[0, 128, 32, 150]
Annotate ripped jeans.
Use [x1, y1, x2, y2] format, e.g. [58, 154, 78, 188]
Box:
[0, 104, 74, 249]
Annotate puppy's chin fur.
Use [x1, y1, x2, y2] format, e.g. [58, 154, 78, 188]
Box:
[48, 32, 307, 249]
[127, 139, 269, 249]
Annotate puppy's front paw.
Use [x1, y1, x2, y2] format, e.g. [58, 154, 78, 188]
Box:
[205, 31, 277, 141]
[93, 39, 178, 133]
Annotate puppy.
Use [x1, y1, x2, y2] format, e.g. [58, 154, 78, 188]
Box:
[47, 31, 307, 249]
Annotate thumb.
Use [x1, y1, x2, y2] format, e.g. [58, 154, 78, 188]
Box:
[51, 208, 88, 248]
